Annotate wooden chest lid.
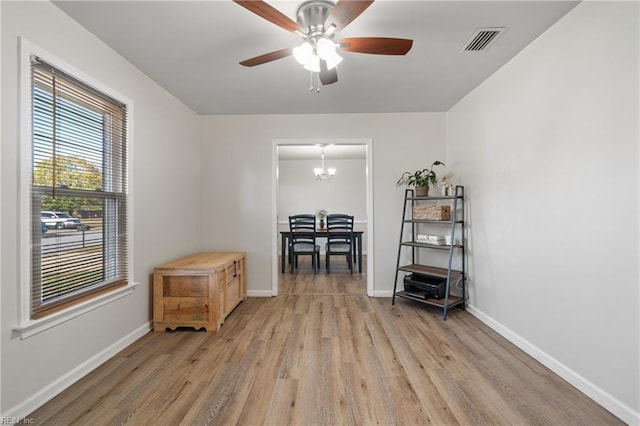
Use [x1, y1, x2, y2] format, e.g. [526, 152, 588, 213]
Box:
[154, 252, 245, 272]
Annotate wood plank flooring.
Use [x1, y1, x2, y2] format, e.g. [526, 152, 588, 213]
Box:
[30, 256, 621, 425]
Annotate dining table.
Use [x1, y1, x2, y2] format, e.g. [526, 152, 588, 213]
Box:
[280, 229, 364, 273]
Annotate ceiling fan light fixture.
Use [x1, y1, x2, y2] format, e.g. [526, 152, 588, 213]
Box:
[296, 38, 341, 72]
[303, 53, 321, 72]
[316, 37, 336, 59]
[325, 51, 343, 70]
[293, 42, 313, 65]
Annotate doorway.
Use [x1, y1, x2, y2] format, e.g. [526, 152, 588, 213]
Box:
[271, 138, 373, 296]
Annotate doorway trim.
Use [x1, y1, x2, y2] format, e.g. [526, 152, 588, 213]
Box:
[271, 138, 374, 296]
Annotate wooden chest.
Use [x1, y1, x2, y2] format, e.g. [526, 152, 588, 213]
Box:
[153, 252, 246, 332]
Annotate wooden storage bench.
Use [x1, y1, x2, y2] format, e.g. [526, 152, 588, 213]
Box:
[153, 252, 246, 332]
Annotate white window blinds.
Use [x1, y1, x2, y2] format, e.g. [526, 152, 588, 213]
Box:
[30, 56, 129, 318]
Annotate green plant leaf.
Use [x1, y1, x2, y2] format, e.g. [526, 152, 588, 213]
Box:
[397, 162, 445, 188]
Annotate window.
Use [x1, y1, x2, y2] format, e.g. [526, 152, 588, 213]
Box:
[28, 55, 129, 319]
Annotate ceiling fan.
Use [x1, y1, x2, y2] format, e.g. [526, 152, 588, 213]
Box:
[233, 0, 413, 88]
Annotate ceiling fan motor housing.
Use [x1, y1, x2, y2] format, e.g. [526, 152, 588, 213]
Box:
[296, 0, 335, 37]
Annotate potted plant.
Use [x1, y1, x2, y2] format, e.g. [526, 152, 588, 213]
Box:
[316, 208, 328, 229]
[396, 161, 445, 196]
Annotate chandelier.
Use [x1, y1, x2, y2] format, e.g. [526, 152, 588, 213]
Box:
[314, 145, 336, 181]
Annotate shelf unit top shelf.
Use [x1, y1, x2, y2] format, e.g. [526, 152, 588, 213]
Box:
[407, 195, 463, 201]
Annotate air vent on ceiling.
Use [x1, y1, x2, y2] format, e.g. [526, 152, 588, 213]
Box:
[462, 27, 506, 52]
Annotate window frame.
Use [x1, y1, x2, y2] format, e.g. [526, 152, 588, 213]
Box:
[15, 38, 136, 338]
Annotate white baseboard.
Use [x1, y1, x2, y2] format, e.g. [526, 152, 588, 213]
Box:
[373, 290, 393, 297]
[467, 305, 639, 425]
[4, 322, 152, 419]
[247, 290, 273, 297]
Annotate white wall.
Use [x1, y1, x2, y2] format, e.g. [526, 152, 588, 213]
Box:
[1, 2, 201, 416]
[447, 2, 639, 423]
[199, 113, 446, 295]
[278, 158, 367, 221]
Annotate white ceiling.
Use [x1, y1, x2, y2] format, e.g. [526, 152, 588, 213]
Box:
[53, 0, 579, 115]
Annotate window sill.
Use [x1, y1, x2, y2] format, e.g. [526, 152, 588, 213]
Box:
[13, 282, 138, 339]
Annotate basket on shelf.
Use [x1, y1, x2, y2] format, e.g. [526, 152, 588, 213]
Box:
[413, 205, 451, 221]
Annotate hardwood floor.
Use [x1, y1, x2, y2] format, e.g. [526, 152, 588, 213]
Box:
[280, 255, 367, 295]
[30, 256, 620, 425]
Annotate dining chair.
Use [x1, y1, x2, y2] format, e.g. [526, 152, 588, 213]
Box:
[288, 214, 321, 273]
[325, 214, 354, 273]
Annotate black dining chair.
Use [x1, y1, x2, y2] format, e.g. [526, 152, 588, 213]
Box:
[288, 214, 321, 273]
[325, 214, 354, 273]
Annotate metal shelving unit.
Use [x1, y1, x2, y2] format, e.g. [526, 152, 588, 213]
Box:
[392, 186, 466, 320]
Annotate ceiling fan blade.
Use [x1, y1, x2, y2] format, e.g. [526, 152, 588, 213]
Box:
[324, 0, 374, 33]
[233, 0, 301, 34]
[339, 37, 413, 55]
[319, 60, 338, 85]
[240, 47, 293, 67]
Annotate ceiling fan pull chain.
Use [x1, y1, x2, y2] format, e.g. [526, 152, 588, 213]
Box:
[316, 72, 320, 93]
[308, 70, 314, 92]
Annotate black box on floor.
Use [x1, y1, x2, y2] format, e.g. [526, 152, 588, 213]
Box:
[403, 274, 446, 299]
